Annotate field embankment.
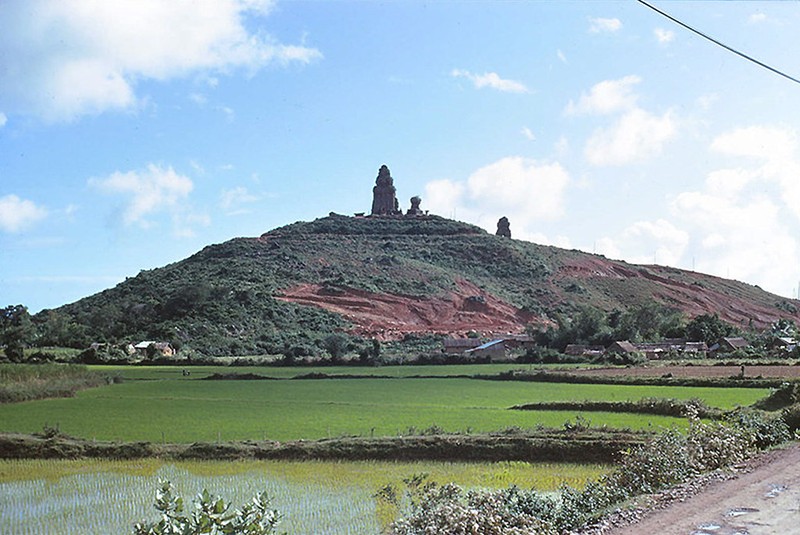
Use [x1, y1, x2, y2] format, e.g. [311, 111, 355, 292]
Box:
[0, 429, 645, 463]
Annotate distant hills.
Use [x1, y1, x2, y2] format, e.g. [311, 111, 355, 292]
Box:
[54, 214, 800, 356]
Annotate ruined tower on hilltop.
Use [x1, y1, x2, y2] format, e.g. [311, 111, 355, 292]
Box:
[496, 216, 511, 238]
[371, 165, 401, 215]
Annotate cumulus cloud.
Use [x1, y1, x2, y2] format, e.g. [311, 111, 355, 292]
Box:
[89, 164, 198, 234]
[585, 108, 677, 166]
[221, 186, 261, 215]
[0, 0, 322, 121]
[0, 194, 48, 233]
[600, 124, 800, 297]
[596, 219, 689, 267]
[565, 75, 641, 116]
[589, 17, 622, 34]
[654, 28, 675, 43]
[451, 69, 529, 93]
[567, 76, 677, 166]
[521, 127, 536, 141]
[424, 157, 570, 239]
[596, 125, 800, 297]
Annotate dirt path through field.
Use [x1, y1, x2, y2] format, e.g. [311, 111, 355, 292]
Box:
[604, 442, 800, 535]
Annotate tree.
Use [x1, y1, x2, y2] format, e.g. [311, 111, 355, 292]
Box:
[1, 305, 34, 362]
[134, 480, 281, 535]
[322, 333, 348, 363]
[610, 303, 685, 342]
[33, 309, 90, 348]
[684, 313, 739, 346]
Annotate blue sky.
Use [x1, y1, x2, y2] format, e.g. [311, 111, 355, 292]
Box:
[3, 0, 800, 313]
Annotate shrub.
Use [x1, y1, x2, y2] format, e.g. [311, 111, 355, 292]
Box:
[754, 382, 800, 410]
[388, 482, 557, 535]
[133, 480, 280, 535]
[783, 403, 800, 432]
[686, 415, 752, 472]
[726, 408, 791, 450]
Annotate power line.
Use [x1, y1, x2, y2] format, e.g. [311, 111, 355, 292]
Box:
[636, 0, 800, 86]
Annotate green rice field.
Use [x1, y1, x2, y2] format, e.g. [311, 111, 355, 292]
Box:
[0, 459, 608, 534]
[0, 372, 768, 443]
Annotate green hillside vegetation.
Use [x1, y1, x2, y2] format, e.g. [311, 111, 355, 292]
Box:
[15, 214, 800, 358]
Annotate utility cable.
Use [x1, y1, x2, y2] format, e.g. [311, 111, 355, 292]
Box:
[636, 0, 800, 86]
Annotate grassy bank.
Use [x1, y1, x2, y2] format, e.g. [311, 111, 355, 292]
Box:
[0, 428, 645, 463]
[0, 363, 115, 403]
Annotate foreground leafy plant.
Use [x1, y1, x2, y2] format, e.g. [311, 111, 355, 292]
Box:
[133, 479, 281, 535]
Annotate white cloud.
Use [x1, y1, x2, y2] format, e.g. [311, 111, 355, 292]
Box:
[218, 105, 235, 122]
[0, 0, 322, 121]
[597, 219, 688, 266]
[589, 17, 622, 34]
[711, 125, 797, 162]
[565, 75, 641, 116]
[567, 76, 677, 166]
[221, 186, 261, 215]
[0, 112, 6, 127]
[451, 69, 529, 93]
[89, 163, 194, 229]
[664, 125, 800, 297]
[172, 211, 211, 238]
[556, 49, 567, 64]
[749, 13, 768, 24]
[521, 127, 536, 141]
[0, 194, 48, 233]
[424, 157, 570, 239]
[189, 93, 208, 106]
[584, 108, 677, 166]
[654, 28, 675, 44]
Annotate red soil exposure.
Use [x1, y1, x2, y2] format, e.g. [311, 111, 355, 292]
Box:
[556, 257, 800, 329]
[275, 280, 538, 340]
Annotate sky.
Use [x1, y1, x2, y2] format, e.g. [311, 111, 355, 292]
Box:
[3, 0, 800, 313]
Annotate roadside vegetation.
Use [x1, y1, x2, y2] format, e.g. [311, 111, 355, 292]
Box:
[385, 408, 792, 534]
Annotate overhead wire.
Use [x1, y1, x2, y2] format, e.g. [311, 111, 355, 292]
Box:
[636, 0, 800, 86]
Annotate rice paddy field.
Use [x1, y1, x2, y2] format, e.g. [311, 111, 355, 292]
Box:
[0, 459, 608, 534]
[0, 373, 768, 442]
[0, 364, 772, 533]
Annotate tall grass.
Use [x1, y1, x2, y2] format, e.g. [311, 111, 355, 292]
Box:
[0, 363, 113, 403]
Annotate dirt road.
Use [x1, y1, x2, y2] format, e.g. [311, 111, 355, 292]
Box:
[603, 443, 800, 535]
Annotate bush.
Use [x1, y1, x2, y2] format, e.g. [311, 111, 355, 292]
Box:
[686, 416, 752, 472]
[133, 479, 280, 535]
[783, 403, 800, 432]
[726, 408, 791, 450]
[387, 481, 557, 535]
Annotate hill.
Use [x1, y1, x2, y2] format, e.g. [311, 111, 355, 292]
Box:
[53, 214, 800, 356]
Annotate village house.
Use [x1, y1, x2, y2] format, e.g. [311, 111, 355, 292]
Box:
[133, 341, 175, 357]
[605, 340, 639, 355]
[465, 339, 508, 362]
[634, 339, 708, 359]
[708, 336, 750, 356]
[442, 337, 482, 355]
[564, 344, 605, 358]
